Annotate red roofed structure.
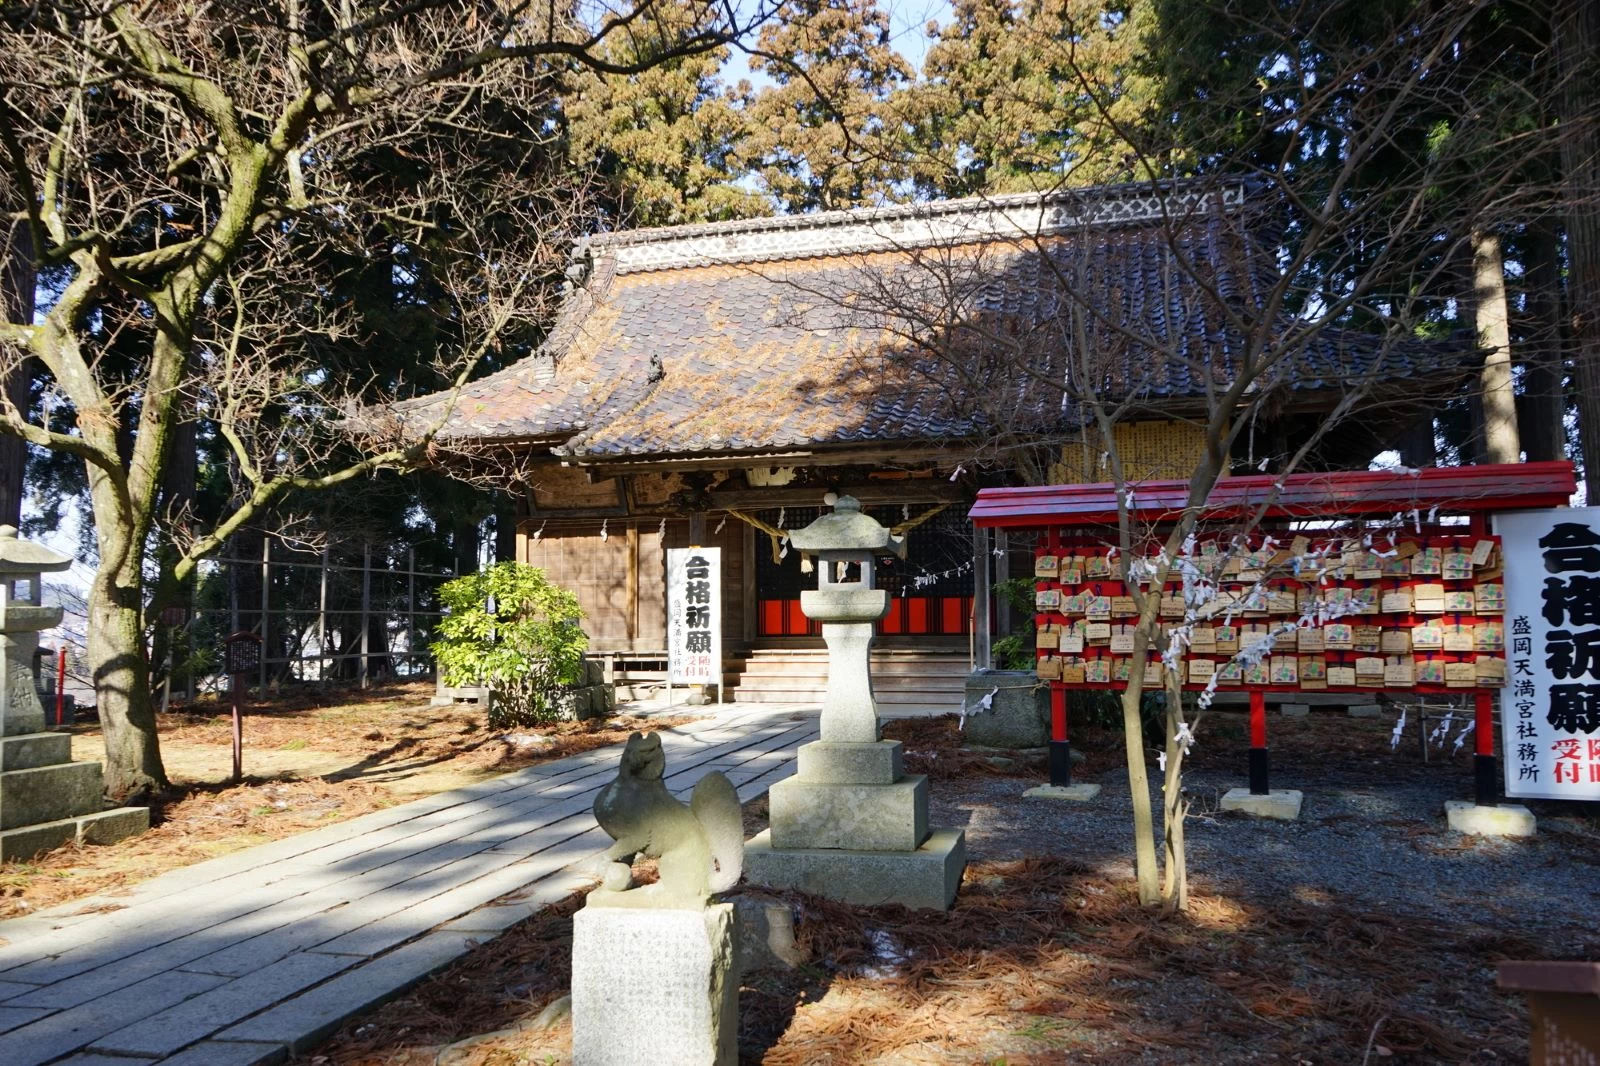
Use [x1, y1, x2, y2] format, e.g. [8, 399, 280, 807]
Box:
[969, 462, 1578, 529]
[966, 461, 1579, 806]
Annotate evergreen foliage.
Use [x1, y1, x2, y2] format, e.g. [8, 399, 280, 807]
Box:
[433, 563, 589, 728]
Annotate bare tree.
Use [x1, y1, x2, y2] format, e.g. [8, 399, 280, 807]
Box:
[0, 0, 763, 799]
[789, 0, 1573, 908]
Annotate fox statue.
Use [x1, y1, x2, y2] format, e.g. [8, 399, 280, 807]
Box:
[590, 731, 744, 908]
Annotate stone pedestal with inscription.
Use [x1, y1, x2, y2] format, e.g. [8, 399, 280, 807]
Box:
[570, 903, 738, 1066]
[743, 497, 967, 911]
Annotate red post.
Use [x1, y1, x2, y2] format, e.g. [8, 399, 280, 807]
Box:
[1474, 688, 1497, 807]
[55, 647, 66, 726]
[1249, 688, 1268, 747]
[1248, 688, 1270, 794]
[1045, 524, 1073, 786]
[1048, 681, 1073, 786]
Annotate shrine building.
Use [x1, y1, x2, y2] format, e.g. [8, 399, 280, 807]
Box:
[396, 179, 1473, 705]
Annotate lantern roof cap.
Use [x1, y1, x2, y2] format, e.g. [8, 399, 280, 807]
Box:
[0, 526, 72, 574]
[787, 496, 907, 558]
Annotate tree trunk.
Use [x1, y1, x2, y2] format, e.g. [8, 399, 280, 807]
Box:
[495, 490, 518, 562]
[87, 566, 167, 800]
[83, 380, 170, 799]
[1472, 229, 1521, 464]
[1159, 671, 1189, 913]
[1558, 0, 1600, 496]
[1122, 623, 1160, 906]
[1396, 417, 1438, 469]
[0, 221, 34, 527]
[453, 515, 480, 576]
[1522, 218, 1568, 464]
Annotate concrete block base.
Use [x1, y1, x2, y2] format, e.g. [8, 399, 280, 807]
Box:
[1347, 704, 1384, 718]
[1444, 800, 1536, 838]
[795, 740, 903, 785]
[0, 805, 149, 860]
[571, 903, 737, 1066]
[1023, 783, 1102, 802]
[743, 828, 966, 911]
[1219, 788, 1304, 821]
[767, 774, 928, 851]
[1280, 703, 1311, 717]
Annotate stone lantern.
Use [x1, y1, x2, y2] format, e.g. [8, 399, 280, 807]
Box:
[743, 497, 966, 910]
[0, 525, 73, 739]
[789, 496, 905, 743]
[0, 526, 149, 859]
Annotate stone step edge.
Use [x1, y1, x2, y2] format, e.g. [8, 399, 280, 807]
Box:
[0, 805, 150, 862]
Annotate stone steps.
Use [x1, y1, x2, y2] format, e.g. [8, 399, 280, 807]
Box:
[0, 731, 71, 772]
[0, 730, 150, 860]
[729, 649, 970, 706]
[0, 807, 150, 862]
[0, 759, 104, 829]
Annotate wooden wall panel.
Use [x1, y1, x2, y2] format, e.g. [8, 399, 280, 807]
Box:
[517, 517, 746, 653]
[520, 525, 632, 647]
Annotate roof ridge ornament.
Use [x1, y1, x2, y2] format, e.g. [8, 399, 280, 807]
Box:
[588, 181, 1250, 275]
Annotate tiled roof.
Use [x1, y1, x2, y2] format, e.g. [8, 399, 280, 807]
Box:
[396, 183, 1470, 460]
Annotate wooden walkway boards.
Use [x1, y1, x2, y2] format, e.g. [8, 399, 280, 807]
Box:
[0, 705, 819, 1066]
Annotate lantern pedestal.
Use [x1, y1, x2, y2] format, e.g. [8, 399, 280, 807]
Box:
[742, 497, 967, 911]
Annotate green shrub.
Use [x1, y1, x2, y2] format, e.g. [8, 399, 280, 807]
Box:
[432, 562, 588, 727]
[991, 577, 1038, 670]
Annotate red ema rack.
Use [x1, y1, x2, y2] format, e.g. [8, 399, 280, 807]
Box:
[1027, 530, 1503, 697]
[965, 461, 1579, 799]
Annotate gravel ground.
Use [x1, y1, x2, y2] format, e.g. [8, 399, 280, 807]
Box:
[920, 708, 1600, 954]
[313, 708, 1600, 1066]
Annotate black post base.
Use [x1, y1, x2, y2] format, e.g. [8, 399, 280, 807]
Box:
[1049, 740, 1074, 787]
[1475, 753, 1498, 808]
[1248, 747, 1270, 796]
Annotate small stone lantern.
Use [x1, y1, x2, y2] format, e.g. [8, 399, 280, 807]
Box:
[0, 526, 149, 860]
[0, 525, 72, 739]
[786, 496, 905, 743]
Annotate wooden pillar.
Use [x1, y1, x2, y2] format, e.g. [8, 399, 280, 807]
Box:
[625, 523, 640, 648]
[971, 524, 991, 671]
[741, 521, 757, 648]
[995, 529, 1011, 637]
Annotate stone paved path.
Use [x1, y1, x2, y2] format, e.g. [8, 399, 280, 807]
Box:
[0, 705, 819, 1066]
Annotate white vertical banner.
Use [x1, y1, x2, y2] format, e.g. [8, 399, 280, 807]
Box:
[667, 547, 721, 687]
[1496, 507, 1600, 801]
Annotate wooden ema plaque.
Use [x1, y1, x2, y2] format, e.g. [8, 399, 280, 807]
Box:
[1033, 533, 1508, 696]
